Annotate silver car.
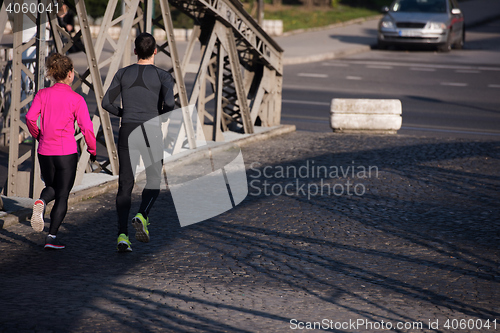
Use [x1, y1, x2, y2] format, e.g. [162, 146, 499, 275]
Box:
[378, 0, 465, 52]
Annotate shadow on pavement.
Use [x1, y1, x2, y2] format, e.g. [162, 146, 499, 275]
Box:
[329, 34, 377, 45]
[0, 133, 499, 331]
[406, 95, 500, 115]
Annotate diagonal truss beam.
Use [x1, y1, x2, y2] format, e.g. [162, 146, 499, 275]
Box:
[2, 0, 283, 198]
[158, 0, 197, 151]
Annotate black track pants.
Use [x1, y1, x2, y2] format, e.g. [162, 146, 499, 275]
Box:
[116, 123, 162, 236]
[38, 153, 78, 235]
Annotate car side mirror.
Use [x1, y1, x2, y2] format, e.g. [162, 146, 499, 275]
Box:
[381, 6, 390, 13]
[451, 8, 461, 15]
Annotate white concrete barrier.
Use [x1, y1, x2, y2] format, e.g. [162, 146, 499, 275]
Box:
[330, 99, 402, 134]
[154, 28, 194, 42]
[262, 20, 283, 36]
[74, 26, 194, 41]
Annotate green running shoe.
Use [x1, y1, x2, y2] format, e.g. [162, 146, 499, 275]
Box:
[117, 234, 132, 252]
[132, 213, 150, 243]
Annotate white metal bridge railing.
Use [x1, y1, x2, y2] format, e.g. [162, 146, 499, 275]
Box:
[0, 0, 283, 198]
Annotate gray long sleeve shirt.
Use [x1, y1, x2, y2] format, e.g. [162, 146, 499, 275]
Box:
[102, 64, 176, 123]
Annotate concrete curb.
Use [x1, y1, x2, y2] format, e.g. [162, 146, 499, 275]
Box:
[231, 124, 296, 146]
[281, 15, 380, 65]
[281, 15, 383, 37]
[281, 7, 500, 66]
[283, 45, 373, 65]
[0, 124, 296, 230]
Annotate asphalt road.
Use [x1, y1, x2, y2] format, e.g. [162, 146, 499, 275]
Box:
[281, 19, 500, 139]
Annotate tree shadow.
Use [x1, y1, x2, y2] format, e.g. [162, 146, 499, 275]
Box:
[461, 34, 500, 51]
[0, 134, 499, 331]
[329, 34, 377, 46]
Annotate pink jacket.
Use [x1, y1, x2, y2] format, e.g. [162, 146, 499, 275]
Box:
[26, 83, 96, 156]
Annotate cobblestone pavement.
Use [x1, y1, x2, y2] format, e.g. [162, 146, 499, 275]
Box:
[1, 131, 499, 333]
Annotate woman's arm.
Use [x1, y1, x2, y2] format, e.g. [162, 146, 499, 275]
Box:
[26, 92, 42, 140]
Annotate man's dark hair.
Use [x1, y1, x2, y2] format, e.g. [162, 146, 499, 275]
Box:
[135, 33, 156, 59]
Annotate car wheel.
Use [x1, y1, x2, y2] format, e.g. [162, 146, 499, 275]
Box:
[377, 39, 387, 50]
[453, 28, 465, 50]
[438, 31, 451, 52]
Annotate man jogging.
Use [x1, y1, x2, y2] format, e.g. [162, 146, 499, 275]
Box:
[102, 33, 175, 252]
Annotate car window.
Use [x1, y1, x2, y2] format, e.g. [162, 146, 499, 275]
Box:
[391, 0, 447, 13]
[448, 0, 456, 9]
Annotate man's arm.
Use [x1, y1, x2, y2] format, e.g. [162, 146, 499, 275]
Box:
[101, 70, 123, 117]
[159, 71, 176, 114]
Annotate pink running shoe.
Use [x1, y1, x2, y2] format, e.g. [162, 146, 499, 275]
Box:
[31, 199, 45, 232]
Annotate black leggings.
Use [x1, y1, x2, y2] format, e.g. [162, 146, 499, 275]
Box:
[38, 153, 78, 235]
[116, 123, 162, 236]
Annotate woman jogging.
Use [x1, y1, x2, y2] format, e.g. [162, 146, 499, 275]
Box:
[26, 53, 96, 250]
